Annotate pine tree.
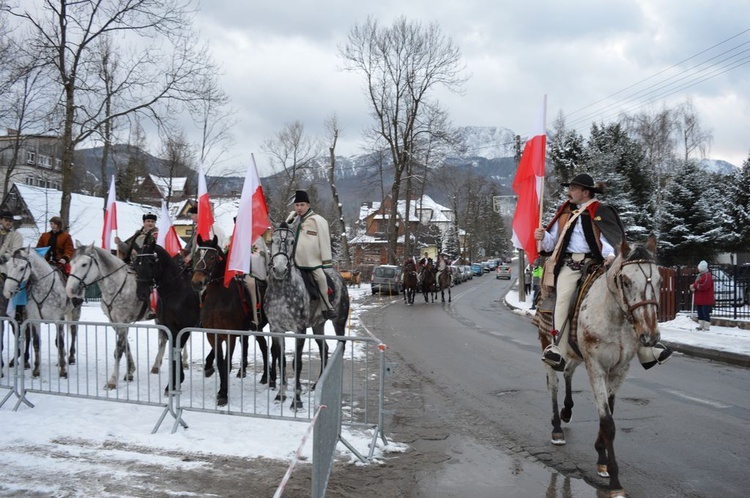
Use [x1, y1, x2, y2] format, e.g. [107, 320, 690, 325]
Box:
[657, 160, 720, 265]
[722, 154, 750, 252]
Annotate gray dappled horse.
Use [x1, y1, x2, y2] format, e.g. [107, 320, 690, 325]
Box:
[265, 223, 350, 411]
[3, 247, 81, 378]
[533, 236, 662, 498]
[66, 243, 152, 390]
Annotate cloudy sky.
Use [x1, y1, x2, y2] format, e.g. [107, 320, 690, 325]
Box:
[189, 1, 749, 175]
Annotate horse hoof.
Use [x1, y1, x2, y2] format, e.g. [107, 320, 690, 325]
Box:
[25, 362, 31, 370]
[268, 379, 276, 389]
[150, 366, 160, 374]
[33, 370, 40, 378]
[290, 401, 303, 411]
[124, 374, 134, 382]
[60, 372, 68, 379]
[259, 375, 268, 385]
[104, 382, 116, 390]
[217, 396, 228, 407]
[236, 370, 247, 379]
[597, 464, 609, 478]
[609, 490, 626, 498]
[68, 357, 76, 365]
[204, 367, 215, 378]
[551, 433, 566, 445]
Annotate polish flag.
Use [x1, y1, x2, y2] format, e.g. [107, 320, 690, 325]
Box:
[224, 155, 271, 287]
[196, 164, 214, 241]
[511, 95, 547, 263]
[101, 176, 118, 250]
[156, 201, 183, 257]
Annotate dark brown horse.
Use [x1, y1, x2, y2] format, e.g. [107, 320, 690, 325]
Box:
[191, 235, 270, 407]
[402, 259, 418, 305]
[437, 267, 452, 303]
[421, 262, 436, 303]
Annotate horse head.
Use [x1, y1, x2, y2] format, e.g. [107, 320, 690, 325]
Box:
[3, 247, 32, 299]
[606, 235, 661, 347]
[268, 223, 295, 281]
[191, 234, 223, 293]
[133, 239, 160, 301]
[66, 243, 99, 299]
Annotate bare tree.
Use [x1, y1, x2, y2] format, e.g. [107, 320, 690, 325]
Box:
[340, 16, 466, 264]
[157, 131, 194, 205]
[5, 0, 218, 225]
[677, 98, 713, 162]
[324, 114, 352, 268]
[262, 120, 322, 220]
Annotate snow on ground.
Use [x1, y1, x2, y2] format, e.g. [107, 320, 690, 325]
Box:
[0, 284, 407, 490]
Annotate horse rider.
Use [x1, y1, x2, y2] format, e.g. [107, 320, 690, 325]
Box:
[436, 252, 452, 284]
[243, 225, 271, 329]
[0, 210, 25, 321]
[534, 173, 672, 371]
[115, 213, 159, 264]
[285, 190, 337, 320]
[36, 216, 82, 307]
[182, 205, 226, 266]
[417, 251, 432, 285]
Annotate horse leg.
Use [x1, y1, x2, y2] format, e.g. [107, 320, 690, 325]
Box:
[204, 342, 216, 378]
[256, 336, 269, 384]
[31, 325, 41, 378]
[67, 322, 77, 365]
[448, 286, 451, 303]
[215, 338, 229, 406]
[151, 329, 168, 374]
[236, 334, 249, 379]
[56, 324, 68, 379]
[105, 327, 127, 389]
[546, 365, 565, 445]
[290, 336, 306, 411]
[270, 336, 285, 395]
[560, 367, 575, 423]
[587, 367, 624, 496]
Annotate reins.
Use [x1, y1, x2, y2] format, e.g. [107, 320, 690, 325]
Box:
[609, 258, 659, 324]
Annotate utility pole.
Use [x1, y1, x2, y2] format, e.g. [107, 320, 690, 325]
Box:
[514, 134, 526, 302]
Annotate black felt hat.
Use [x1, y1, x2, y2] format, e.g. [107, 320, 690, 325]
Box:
[0, 210, 14, 220]
[561, 173, 603, 194]
[292, 190, 310, 204]
[143, 213, 157, 221]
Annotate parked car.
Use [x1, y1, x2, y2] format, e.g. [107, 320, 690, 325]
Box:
[462, 265, 473, 280]
[487, 259, 499, 271]
[371, 265, 401, 294]
[450, 265, 464, 284]
[471, 263, 483, 276]
[496, 264, 512, 280]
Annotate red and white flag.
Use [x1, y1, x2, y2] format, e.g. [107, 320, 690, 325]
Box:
[156, 201, 183, 257]
[101, 176, 118, 250]
[225, 155, 271, 287]
[197, 164, 214, 241]
[511, 95, 547, 263]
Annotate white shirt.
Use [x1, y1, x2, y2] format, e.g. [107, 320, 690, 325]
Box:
[541, 208, 614, 258]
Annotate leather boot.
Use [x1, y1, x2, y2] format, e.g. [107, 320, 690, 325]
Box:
[638, 342, 673, 370]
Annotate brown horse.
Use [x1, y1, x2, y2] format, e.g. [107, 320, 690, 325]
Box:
[436, 267, 452, 303]
[339, 269, 361, 287]
[421, 263, 436, 303]
[191, 235, 270, 407]
[402, 259, 418, 305]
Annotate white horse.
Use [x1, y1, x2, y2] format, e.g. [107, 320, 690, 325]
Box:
[535, 236, 662, 497]
[2, 247, 82, 378]
[65, 243, 155, 389]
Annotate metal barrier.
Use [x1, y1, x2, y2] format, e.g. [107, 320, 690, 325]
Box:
[0, 316, 28, 410]
[312, 343, 344, 498]
[164, 327, 388, 453]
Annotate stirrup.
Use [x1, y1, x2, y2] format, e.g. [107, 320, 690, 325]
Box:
[542, 347, 566, 372]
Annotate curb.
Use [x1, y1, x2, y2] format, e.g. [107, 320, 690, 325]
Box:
[504, 297, 750, 369]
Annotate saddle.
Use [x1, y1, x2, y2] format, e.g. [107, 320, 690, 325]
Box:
[300, 270, 336, 303]
[535, 263, 605, 359]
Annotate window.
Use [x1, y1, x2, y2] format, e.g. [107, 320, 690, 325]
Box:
[26, 151, 35, 164]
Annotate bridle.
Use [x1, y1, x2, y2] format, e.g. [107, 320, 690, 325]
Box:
[193, 245, 224, 285]
[67, 251, 130, 314]
[5, 253, 58, 301]
[268, 227, 295, 278]
[608, 258, 660, 324]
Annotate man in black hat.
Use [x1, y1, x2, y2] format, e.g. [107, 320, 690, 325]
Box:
[115, 213, 158, 264]
[285, 190, 337, 319]
[534, 173, 672, 371]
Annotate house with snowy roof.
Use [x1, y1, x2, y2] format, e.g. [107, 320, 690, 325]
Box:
[349, 194, 456, 266]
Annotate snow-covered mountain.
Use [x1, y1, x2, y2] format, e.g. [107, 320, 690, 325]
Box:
[698, 158, 739, 175]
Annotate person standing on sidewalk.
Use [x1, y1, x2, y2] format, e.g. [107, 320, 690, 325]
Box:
[690, 260, 714, 331]
[530, 261, 543, 310]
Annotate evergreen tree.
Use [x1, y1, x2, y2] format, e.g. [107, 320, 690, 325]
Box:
[657, 160, 720, 265]
[722, 154, 750, 252]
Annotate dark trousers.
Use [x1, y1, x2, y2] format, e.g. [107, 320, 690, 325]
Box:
[696, 304, 711, 322]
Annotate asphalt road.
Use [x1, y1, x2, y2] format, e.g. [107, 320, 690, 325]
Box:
[363, 273, 750, 497]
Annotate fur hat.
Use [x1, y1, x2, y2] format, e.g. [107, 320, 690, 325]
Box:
[698, 260, 708, 272]
[0, 210, 14, 220]
[562, 173, 605, 194]
[143, 213, 157, 221]
[49, 216, 63, 226]
[292, 190, 310, 204]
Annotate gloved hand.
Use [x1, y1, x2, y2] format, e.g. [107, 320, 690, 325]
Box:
[0, 255, 7, 264]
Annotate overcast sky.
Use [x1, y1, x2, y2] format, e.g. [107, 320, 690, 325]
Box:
[190, 1, 750, 175]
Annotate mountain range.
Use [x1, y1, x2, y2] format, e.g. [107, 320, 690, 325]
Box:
[73, 126, 738, 219]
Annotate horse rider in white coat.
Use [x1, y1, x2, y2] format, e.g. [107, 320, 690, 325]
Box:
[285, 190, 337, 320]
[0, 210, 24, 319]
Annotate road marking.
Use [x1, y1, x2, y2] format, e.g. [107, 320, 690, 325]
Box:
[664, 389, 731, 409]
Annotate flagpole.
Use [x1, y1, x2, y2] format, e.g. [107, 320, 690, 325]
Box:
[535, 95, 547, 259]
